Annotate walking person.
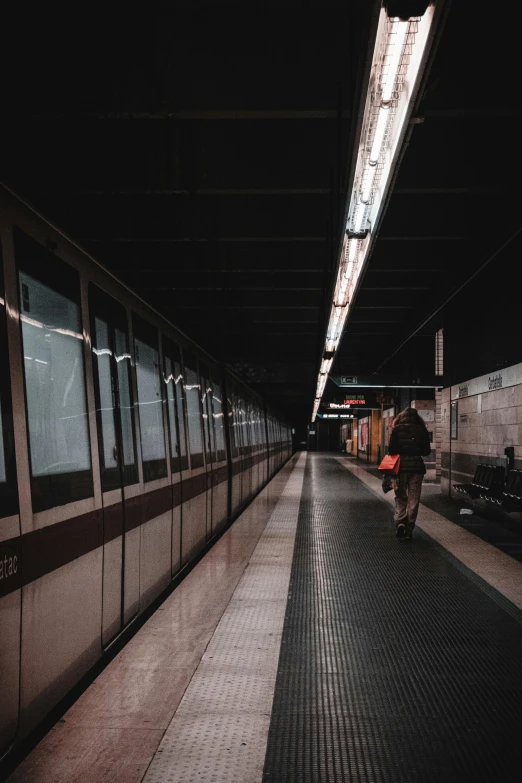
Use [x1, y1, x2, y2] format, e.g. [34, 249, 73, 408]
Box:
[388, 407, 431, 540]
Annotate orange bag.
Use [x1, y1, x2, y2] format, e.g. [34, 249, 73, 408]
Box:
[378, 454, 401, 474]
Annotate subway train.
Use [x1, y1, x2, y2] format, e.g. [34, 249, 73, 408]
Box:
[0, 185, 292, 756]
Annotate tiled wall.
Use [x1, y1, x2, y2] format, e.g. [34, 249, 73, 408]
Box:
[441, 364, 522, 496]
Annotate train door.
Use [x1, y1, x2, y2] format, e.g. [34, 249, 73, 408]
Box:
[236, 394, 246, 505]
[181, 350, 207, 563]
[244, 400, 253, 501]
[89, 286, 140, 646]
[210, 372, 228, 532]
[0, 257, 21, 753]
[163, 337, 188, 577]
[200, 363, 215, 537]
[228, 384, 241, 516]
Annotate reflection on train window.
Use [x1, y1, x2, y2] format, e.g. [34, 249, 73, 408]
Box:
[0, 260, 19, 517]
[239, 399, 249, 454]
[115, 328, 136, 472]
[233, 393, 243, 455]
[183, 351, 204, 469]
[95, 317, 118, 471]
[20, 272, 91, 479]
[228, 390, 238, 458]
[94, 319, 137, 473]
[199, 363, 215, 466]
[134, 323, 167, 481]
[163, 338, 188, 473]
[90, 284, 138, 491]
[15, 236, 93, 511]
[212, 379, 226, 462]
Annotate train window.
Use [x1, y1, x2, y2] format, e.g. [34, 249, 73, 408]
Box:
[241, 400, 250, 454]
[133, 317, 167, 482]
[163, 337, 188, 473]
[246, 401, 253, 453]
[237, 396, 246, 454]
[227, 387, 238, 459]
[212, 377, 226, 462]
[234, 396, 242, 454]
[183, 351, 204, 469]
[0, 256, 19, 517]
[15, 230, 93, 511]
[90, 285, 138, 490]
[199, 362, 215, 466]
[94, 317, 118, 472]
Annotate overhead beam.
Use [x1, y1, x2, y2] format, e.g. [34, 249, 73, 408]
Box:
[84, 236, 327, 243]
[34, 188, 331, 196]
[423, 108, 522, 118]
[160, 305, 321, 310]
[353, 305, 414, 310]
[365, 269, 442, 273]
[378, 236, 468, 241]
[140, 286, 323, 292]
[116, 268, 324, 274]
[394, 186, 508, 194]
[362, 286, 429, 291]
[31, 109, 340, 120]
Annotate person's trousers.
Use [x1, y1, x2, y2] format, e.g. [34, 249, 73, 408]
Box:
[394, 472, 424, 528]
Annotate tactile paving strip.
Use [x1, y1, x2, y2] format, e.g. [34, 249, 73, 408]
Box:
[262, 454, 522, 783]
[142, 453, 307, 783]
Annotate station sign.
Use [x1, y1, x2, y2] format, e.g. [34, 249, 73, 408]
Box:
[328, 400, 365, 408]
[451, 361, 522, 400]
[333, 374, 442, 389]
[317, 413, 355, 419]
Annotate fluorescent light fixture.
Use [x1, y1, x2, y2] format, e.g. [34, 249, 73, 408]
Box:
[335, 276, 349, 306]
[311, 4, 436, 422]
[381, 20, 409, 102]
[320, 357, 333, 375]
[369, 106, 390, 164]
[348, 238, 358, 262]
[326, 338, 339, 353]
[352, 201, 368, 233]
[361, 162, 377, 204]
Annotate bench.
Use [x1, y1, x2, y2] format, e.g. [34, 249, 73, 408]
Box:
[454, 464, 504, 501]
[499, 469, 522, 512]
[454, 465, 522, 513]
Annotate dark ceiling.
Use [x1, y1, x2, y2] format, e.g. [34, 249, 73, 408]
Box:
[2, 2, 520, 427]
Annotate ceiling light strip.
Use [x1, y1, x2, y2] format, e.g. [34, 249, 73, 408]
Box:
[312, 2, 436, 422]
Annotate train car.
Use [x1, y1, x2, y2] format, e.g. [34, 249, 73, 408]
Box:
[0, 184, 292, 756]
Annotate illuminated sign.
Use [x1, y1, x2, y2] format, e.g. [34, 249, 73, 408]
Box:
[322, 413, 355, 419]
[328, 397, 366, 409]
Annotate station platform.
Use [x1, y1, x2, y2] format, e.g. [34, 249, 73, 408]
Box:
[5, 453, 522, 783]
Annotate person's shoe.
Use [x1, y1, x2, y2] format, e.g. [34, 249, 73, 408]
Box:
[404, 523, 414, 540]
[396, 523, 406, 538]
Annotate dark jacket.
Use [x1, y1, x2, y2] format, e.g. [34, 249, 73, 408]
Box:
[388, 422, 431, 474]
